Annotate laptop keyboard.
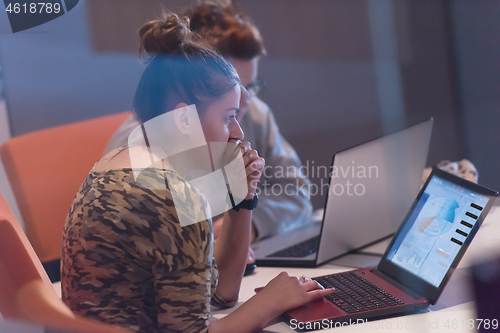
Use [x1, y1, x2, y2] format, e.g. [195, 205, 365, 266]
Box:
[266, 235, 320, 258]
[315, 272, 404, 313]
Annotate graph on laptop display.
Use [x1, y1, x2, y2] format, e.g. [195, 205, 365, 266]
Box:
[387, 175, 489, 287]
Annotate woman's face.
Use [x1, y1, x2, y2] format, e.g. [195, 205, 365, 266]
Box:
[200, 84, 244, 145]
[229, 58, 259, 120]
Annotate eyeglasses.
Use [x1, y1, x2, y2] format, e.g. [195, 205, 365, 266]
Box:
[244, 79, 266, 96]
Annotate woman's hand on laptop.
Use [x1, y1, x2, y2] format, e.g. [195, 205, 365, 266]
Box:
[214, 272, 335, 332]
[257, 271, 335, 314]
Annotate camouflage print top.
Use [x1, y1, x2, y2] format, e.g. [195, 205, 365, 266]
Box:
[61, 167, 233, 333]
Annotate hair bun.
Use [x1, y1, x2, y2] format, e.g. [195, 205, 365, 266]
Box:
[139, 13, 191, 56]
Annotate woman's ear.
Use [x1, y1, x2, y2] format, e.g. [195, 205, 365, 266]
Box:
[173, 103, 190, 134]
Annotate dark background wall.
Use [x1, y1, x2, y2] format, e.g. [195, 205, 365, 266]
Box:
[0, 0, 497, 209]
[449, 0, 500, 199]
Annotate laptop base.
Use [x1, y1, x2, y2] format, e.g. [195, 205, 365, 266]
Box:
[285, 267, 429, 325]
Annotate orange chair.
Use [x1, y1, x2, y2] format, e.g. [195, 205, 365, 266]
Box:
[0, 112, 130, 276]
[0, 191, 131, 333]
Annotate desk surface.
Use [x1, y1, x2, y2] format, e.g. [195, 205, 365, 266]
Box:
[212, 206, 500, 332]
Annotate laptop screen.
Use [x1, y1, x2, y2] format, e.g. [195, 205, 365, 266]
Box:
[385, 175, 490, 287]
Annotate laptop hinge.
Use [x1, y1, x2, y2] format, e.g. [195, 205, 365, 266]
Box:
[370, 268, 424, 300]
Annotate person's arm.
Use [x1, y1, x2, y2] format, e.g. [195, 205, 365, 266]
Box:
[209, 272, 335, 333]
[213, 143, 264, 303]
[150, 161, 331, 333]
[242, 98, 313, 240]
[153, 227, 335, 333]
[213, 215, 258, 243]
[213, 205, 253, 303]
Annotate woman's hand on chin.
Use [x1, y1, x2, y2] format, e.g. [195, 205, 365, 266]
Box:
[238, 141, 265, 199]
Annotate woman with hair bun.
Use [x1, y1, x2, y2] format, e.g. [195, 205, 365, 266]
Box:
[106, 1, 313, 248]
[62, 12, 333, 333]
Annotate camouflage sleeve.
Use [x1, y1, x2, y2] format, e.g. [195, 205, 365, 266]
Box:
[153, 260, 212, 333]
[62, 168, 219, 332]
[148, 170, 215, 332]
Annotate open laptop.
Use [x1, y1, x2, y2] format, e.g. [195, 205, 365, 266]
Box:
[253, 119, 433, 267]
[284, 167, 498, 327]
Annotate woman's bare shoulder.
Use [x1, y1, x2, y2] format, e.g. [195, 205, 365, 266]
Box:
[94, 147, 132, 172]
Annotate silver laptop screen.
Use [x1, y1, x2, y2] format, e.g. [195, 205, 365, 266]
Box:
[386, 175, 490, 287]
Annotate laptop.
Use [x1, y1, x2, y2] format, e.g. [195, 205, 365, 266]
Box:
[284, 167, 498, 327]
[253, 119, 433, 267]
